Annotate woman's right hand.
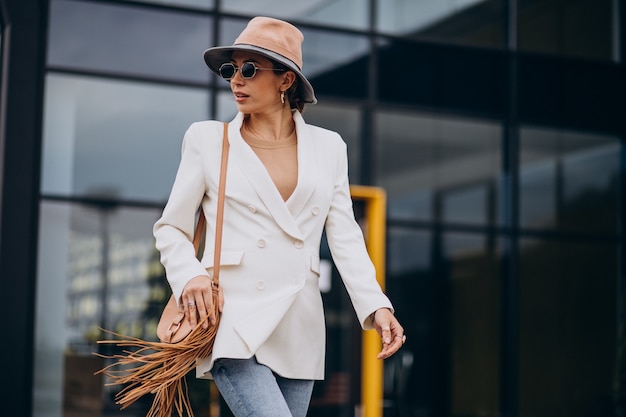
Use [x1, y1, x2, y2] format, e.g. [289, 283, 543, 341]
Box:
[180, 275, 224, 328]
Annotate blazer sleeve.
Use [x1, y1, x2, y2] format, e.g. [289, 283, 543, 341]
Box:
[324, 136, 393, 329]
[153, 123, 211, 305]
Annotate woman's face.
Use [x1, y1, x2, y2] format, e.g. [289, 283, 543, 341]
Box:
[226, 51, 292, 115]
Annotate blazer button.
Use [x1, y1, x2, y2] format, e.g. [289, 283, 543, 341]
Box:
[311, 206, 320, 215]
[248, 205, 257, 213]
[257, 239, 266, 248]
[256, 280, 265, 290]
[294, 240, 304, 249]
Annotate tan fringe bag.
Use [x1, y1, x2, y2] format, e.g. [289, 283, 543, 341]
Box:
[95, 122, 230, 417]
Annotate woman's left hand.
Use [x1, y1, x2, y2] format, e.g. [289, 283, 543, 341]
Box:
[372, 308, 406, 360]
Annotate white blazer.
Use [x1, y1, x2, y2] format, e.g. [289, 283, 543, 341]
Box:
[153, 111, 393, 380]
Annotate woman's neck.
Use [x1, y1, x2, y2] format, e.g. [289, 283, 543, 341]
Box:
[243, 109, 295, 141]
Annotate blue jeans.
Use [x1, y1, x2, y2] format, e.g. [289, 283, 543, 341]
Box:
[212, 357, 314, 417]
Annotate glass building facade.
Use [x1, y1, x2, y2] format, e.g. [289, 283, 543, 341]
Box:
[0, 1, 624, 417]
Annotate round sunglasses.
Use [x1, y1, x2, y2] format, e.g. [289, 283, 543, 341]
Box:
[218, 61, 285, 80]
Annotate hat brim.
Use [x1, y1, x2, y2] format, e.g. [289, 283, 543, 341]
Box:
[203, 44, 317, 105]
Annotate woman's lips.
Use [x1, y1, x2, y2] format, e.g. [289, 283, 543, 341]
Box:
[234, 92, 249, 103]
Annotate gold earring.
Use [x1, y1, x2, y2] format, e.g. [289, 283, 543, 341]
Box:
[280, 91, 285, 104]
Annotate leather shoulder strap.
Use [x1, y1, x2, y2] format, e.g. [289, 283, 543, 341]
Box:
[212, 123, 229, 286]
[192, 122, 229, 286]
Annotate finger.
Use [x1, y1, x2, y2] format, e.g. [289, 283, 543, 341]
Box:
[377, 334, 406, 359]
[380, 326, 392, 345]
[377, 338, 402, 359]
[194, 292, 209, 329]
[186, 298, 198, 327]
[203, 289, 216, 327]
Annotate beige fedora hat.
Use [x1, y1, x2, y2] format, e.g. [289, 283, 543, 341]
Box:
[203, 16, 317, 104]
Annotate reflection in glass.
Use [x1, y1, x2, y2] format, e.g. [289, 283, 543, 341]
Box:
[386, 228, 501, 416]
[377, 38, 508, 114]
[519, 238, 617, 417]
[388, 228, 432, 276]
[443, 186, 493, 225]
[33, 200, 166, 417]
[301, 28, 369, 82]
[519, 127, 619, 233]
[376, 111, 502, 225]
[301, 103, 361, 182]
[220, 0, 368, 30]
[519, 0, 613, 60]
[444, 233, 501, 417]
[130, 0, 214, 9]
[377, 0, 504, 47]
[47, 0, 213, 83]
[41, 74, 210, 202]
[216, 89, 239, 122]
[304, 28, 370, 99]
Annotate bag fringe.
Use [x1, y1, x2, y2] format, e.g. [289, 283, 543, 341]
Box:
[94, 294, 220, 417]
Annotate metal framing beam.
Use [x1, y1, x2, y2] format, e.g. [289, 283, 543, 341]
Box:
[0, 0, 48, 414]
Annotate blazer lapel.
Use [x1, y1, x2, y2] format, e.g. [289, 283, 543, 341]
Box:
[228, 113, 303, 240]
[286, 112, 316, 218]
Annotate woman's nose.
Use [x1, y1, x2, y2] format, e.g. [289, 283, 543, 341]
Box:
[230, 68, 244, 84]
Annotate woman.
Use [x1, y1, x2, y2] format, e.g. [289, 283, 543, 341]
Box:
[153, 16, 405, 417]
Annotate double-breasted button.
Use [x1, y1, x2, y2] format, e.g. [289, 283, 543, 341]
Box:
[311, 206, 320, 215]
[257, 239, 266, 248]
[247, 205, 257, 213]
[256, 280, 265, 290]
[294, 240, 304, 249]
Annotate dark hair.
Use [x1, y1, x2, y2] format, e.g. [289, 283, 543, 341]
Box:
[272, 62, 305, 113]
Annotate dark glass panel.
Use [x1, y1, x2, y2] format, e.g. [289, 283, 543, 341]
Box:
[519, 238, 617, 417]
[519, 0, 613, 61]
[48, 0, 212, 83]
[445, 233, 501, 417]
[386, 228, 434, 416]
[376, 110, 502, 225]
[300, 28, 369, 100]
[126, 0, 214, 8]
[34, 200, 167, 416]
[302, 103, 361, 182]
[377, 39, 508, 116]
[518, 54, 625, 134]
[519, 127, 619, 234]
[216, 89, 238, 122]
[41, 74, 210, 202]
[386, 228, 501, 416]
[221, 0, 369, 30]
[377, 0, 504, 48]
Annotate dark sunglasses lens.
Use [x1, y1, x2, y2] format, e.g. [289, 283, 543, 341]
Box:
[219, 64, 235, 79]
[241, 62, 256, 78]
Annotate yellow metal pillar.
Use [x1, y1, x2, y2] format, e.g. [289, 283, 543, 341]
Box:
[350, 185, 387, 417]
